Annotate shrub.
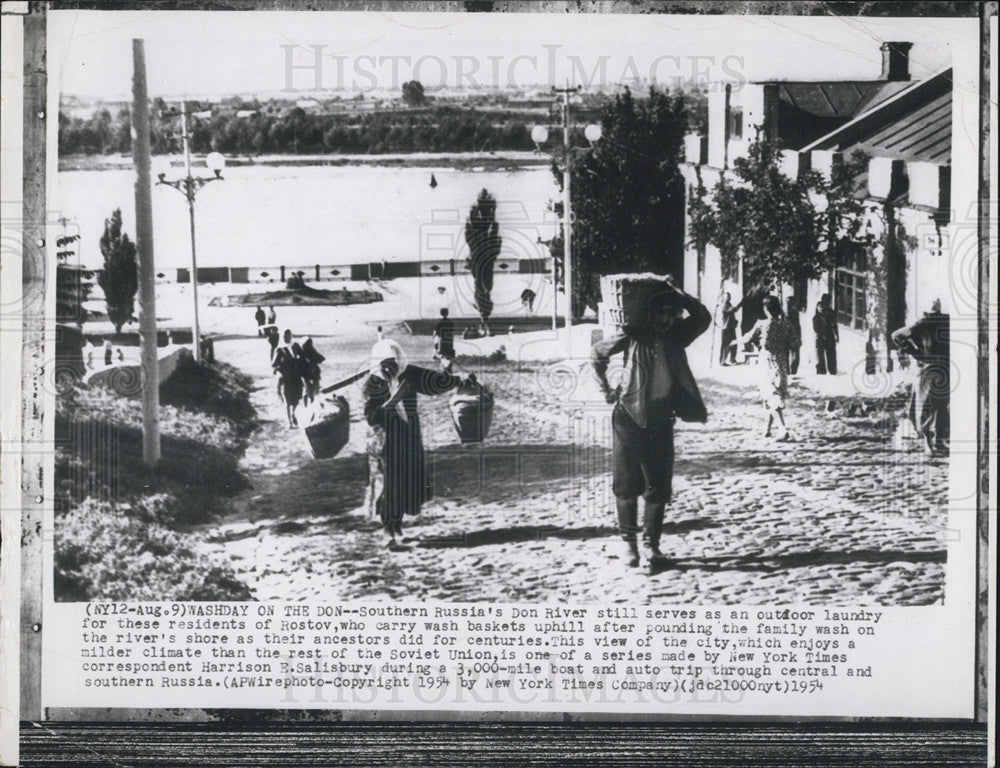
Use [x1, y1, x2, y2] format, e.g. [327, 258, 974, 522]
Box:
[55, 386, 249, 521]
[55, 498, 252, 602]
[159, 356, 258, 437]
[454, 346, 507, 365]
[53, 356, 260, 601]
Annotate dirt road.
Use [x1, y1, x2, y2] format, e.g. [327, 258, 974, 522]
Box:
[201, 336, 947, 605]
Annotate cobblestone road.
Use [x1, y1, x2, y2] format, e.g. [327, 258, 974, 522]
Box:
[204, 341, 948, 606]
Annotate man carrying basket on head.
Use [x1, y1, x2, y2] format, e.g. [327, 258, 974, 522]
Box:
[591, 278, 711, 568]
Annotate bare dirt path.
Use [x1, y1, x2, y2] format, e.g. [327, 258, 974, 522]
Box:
[201, 336, 948, 605]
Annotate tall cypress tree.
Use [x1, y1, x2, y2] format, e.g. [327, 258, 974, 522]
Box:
[464, 189, 502, 321]
[96, 209, 138, 335]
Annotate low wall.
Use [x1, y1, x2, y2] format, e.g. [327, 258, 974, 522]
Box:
[84, 347, 187, 398]
[143, 258, 554, 285]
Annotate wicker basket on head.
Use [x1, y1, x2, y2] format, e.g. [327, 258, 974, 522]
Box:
[599, 273, 678, 336]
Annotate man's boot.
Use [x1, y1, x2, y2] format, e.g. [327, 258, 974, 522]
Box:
[616, 497, 641, 568]
[642, 500, 666, 563]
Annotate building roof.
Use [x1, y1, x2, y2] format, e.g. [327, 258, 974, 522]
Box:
[738, 79, 916, 149]
[774, 80, 913, 119]
[835, 91, 950, 163]
[802, 69, 952, 164]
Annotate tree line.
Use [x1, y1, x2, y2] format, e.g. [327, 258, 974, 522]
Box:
[61, 101, 539, 156]
[59, 90, 706, 158]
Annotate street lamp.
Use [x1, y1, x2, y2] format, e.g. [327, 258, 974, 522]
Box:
[532, 86, 602, 339]
[584, 123, 603, 144]
[156, 103, 226, 363]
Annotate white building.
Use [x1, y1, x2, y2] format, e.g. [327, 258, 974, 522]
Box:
[680, 42, 952, 375]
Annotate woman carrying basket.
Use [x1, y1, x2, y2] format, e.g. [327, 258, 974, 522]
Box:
[362, 339, 470, 548]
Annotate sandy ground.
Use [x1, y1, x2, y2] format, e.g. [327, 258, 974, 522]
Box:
[195, 310, 947, 606]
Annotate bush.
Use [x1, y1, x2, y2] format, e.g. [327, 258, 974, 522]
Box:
[55, 387, 249, 522]
[53, 356, 261, 601]
[159, 355, 258, 437]
[454, 347, 507, 365]
[55, 498, 252, 602]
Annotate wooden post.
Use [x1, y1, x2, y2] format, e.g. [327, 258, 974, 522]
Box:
[19, 0, 46, 724]
[132, 39, 160, 466]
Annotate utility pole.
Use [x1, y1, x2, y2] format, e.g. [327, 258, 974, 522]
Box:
[180, 103, 202, 362]
[157, 108, 226, 363]
[132, 39, 161, 466]
[532, 87, 600, 342]
[554, 84, 578, 339]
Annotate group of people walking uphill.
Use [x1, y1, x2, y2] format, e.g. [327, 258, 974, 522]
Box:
[246, 277, 948, 567]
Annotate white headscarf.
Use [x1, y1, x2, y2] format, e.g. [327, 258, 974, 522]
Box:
[369, 338, 406, 377]
[369, 338, 409, 421]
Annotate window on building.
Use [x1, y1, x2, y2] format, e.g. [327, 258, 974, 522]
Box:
[834, 243, 868, 330]
[728, 109, 743, 140]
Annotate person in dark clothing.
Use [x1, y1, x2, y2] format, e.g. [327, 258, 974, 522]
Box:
[717, 292, 738, 366]
[786, 296, 802, 375]
[891, 300, 950, 455]
[266, 325, 280, 361]
[433, 307, 456, 373]
[591, 282, 712, 568]
[274, 344, 304, 428]
[723, 284, 765, 362]
[813, 294, 838, 375]
[254, 306, 266, 336]
[521, 287, 536, 314]
[300, 337, 325, 405]
[363, 341, 466, 547]
[267, 306, 277, 326]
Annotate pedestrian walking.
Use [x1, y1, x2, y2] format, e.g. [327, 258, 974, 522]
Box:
[786, 296, 802, 375]
[279, 328, 293, 353]
[521, 287, 536, 315]
[103, 339, 113, 367]
[717, 292, 739, 366]
[813, 294, 838, 375]
[266, 325, 280, 361]
[591, 282, 711, 568]
[274, 343, 303, 428]
[433, 307, 456, 373]
[300, 337, 325, 405]
[267, 305, 277, 327]
[363, 338, 467, 548]
[254, 306, 266, 336]
[891, 299, 950, 455]
[734, 295, 794, 441]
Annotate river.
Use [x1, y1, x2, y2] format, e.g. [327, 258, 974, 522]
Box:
[55, 163, 559, 271]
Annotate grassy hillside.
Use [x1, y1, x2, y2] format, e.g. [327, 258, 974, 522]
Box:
[54, 357, 259, 601]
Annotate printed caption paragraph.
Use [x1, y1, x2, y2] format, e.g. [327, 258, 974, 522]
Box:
[39, 601, 924, 715]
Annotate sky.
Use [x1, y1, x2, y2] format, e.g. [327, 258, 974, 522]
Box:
[48, 10, 958, 100]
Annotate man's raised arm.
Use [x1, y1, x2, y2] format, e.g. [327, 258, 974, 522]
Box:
[591, 332, 629, 402]
[672, 288, 712, 348]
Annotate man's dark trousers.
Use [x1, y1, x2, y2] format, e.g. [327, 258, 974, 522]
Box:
[815, 338, 837, 375]
[612, 403, 673, 546]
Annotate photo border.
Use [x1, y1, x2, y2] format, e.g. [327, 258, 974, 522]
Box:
[6, 1, 994, 764]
